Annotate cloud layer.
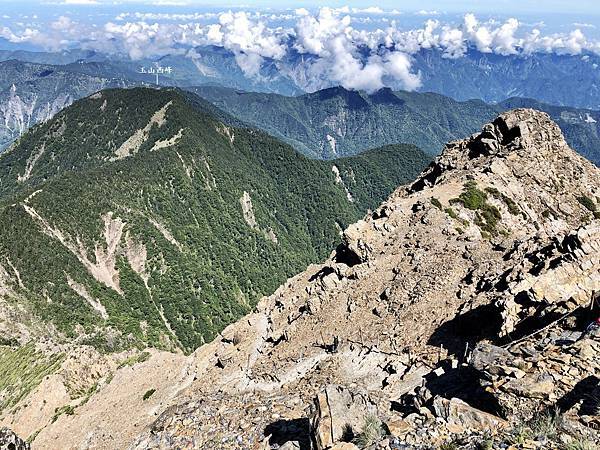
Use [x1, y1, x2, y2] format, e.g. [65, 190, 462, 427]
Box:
[2, 7, 600, 92]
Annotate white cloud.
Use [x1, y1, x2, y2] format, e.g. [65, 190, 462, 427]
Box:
[151, 1, 190, 5]
[62, 0, 99, 4]
[2, 9, 599, 92]
[352, 7, 384, 14]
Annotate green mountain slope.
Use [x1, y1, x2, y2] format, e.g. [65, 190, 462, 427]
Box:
[189, 86, 495, 159]
[0, 87, 429, 353]
[189, 86, 600, 165]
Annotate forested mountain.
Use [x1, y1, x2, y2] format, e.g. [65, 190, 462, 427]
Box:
[0, 87, 429, 353]
[2, 59, 599, 167]
[191, 85, 600, 165]
[190, 85, 497, 158]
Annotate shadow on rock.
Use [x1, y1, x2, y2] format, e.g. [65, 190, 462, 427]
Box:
[427, 303, 503, 358]
[264, 418, 311, 450]
[556, 375, 600, 416]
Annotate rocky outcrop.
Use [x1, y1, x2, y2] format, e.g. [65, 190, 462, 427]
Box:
[124, 109, 600, 449]
[311, 385, 378, 449]
[5, 109, 600, 449]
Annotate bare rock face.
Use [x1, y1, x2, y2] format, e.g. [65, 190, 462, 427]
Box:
[432, 396, 508, 432]
[7, 109, 599, 449]
[311, 385, 378, 449]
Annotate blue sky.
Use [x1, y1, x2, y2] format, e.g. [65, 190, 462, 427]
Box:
[1, 0, 599, 14]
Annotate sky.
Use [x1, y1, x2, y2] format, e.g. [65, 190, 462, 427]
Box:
[2, 1, 600, 17]
[1, 1, 599, 92]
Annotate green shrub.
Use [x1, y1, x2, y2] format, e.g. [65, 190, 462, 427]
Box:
[457, 180, 487, 210]
[452, 181, 503, 235]
[117, 351, 151, 369]
[577, 195, 597, 212]
[52, 404, 75, 423]
[565, 439, 599, 450]
[527, 410, 562, 440]
[430, 197, 443, 210]
[445, 207, 458, 219]
[485, 186, 520, 215]
[143, 388, 156, 401]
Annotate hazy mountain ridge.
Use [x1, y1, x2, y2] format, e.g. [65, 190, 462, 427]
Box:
[0, 60, 137, 150]
[2, 55, 600, 167]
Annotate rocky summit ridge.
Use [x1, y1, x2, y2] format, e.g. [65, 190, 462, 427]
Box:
[2, 109, 600, 449]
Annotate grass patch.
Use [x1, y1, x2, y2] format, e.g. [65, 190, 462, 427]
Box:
[577, 195, 597, 212]
[485, 187, 520, 215]
[527, 410, 563, 441]
[0, 344, 64, 413]
[577, 195, 600, 219]
[117, 351, 151, 369]
[451, 181, 503, 235]
[445, 207, 470, 228]
[353, 414, 384, 448]
[565, 439, 599, 450]
[52, 404, 75, 423]
[445, 207, 458, 219]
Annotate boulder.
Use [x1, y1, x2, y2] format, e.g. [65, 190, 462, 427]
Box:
[330, 444, 359, 450]
[501, 373, 555, 399]
[432, 397, 508, 432]
[385, 418, 413, 437]
[311, 385, 378, 450]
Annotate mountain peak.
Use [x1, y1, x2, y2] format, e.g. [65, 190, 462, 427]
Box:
[410, 108, 591, 195]
[2, 99, 598, 448]
[448, 107, 570, 164]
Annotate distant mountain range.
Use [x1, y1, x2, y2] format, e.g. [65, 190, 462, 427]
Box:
[0, 60, 137, 150]
[1, 53, 599, 165]
[411, 49, 600, 109]
[191, 85, 600, 165]
[0, 87, 428, 352]
[1, 46, 600, 108]
[189, 86, 495, 158]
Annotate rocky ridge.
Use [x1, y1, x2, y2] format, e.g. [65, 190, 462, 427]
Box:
[125, 109, 599, 449]
[2, 109, 599, 449]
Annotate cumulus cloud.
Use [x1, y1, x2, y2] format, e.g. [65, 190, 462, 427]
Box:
[291, 7, 420, 91]
[2, 8, 600, 92]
